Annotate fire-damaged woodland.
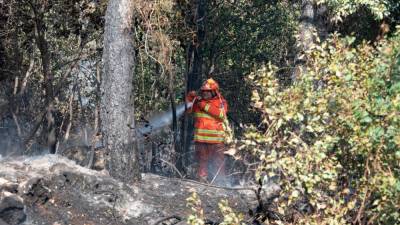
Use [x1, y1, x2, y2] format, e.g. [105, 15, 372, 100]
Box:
[1, 0, 400, 225]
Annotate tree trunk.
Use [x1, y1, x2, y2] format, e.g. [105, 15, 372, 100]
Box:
[188, 0, 206, 91]
[100, 0, 140, 183]
[292, 0, 328, 82]
[179, 0, 207, 175]
[29, 1, 57, 153]
[169, 71, 179, 175]
[291, 0, 316, 81]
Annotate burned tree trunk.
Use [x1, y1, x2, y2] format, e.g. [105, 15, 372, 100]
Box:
[100, 0, 140, 183]
[187, 0, 206, 91]
[179, 0, 207, 174]
[29, 1, 58, 153]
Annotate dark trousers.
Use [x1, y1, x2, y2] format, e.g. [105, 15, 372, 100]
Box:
[195, 142, 225, 181]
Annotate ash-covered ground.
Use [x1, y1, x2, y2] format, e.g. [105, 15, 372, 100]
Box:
[0, 154, 258, 225]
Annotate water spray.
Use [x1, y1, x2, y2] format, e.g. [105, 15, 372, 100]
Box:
[136, 101, 193, 137]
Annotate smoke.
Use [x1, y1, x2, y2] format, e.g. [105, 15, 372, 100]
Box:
[0, 116, 98, 159]
[137, 102, 192, 137]
[0, 118, 25, 158]
[0, 101, 191, 166]
[208, 158, 234, 188]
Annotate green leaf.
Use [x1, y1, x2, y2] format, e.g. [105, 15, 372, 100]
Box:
[396, 180, 400, 192]
[361, 116, 373, 124]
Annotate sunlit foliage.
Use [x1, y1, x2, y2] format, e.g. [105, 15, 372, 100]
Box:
[186, 192, 245, 225]
[318, 0, 390, 21]
[244, 27, 400, 224]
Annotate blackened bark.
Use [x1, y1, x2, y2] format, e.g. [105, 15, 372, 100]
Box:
[177, 46, 193, 173]
[29, 2, 57, 153]
[179, 0, 207, 174]
[100, 0, 140, 182]
[188, 0, 206, 91]
[169, 71, 179, 175]
[87, 58, 102, 169]
[31, 3, 53, 98]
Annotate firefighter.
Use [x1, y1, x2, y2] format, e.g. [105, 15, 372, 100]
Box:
[186, 78, 228, 184]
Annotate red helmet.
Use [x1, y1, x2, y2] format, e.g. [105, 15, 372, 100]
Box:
[200, 78, 219, 91]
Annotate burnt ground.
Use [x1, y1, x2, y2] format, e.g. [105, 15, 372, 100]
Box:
[0, 155, 258, 225]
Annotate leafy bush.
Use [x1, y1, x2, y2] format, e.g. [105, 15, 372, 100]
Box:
[186, 192, 245, 225]
[186, 192, 205, 225]
[318, 0, 390, 21]
[218, 199, 245, 225]
[244, 27, 400, 224]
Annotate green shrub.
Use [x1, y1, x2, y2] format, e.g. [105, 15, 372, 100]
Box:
[243, 27, 400, 224]
[186, 192, 245, 225]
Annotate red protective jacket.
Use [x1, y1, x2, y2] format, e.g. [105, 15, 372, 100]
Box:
[187, 94, 228, 144]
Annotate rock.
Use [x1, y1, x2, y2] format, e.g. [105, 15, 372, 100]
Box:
[0, 192, 26, 225]
[0, 178, 18, 193]
[0, 218, 10, 225]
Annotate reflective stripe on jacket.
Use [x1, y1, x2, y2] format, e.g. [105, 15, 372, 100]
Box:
[189, 96, 228, 144]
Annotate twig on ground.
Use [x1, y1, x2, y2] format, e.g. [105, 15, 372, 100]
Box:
[152, 215, 182, 225]
[159, 158, 184, 178]
[210, 158, 226, 185]
[162, 176, 258, 192]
